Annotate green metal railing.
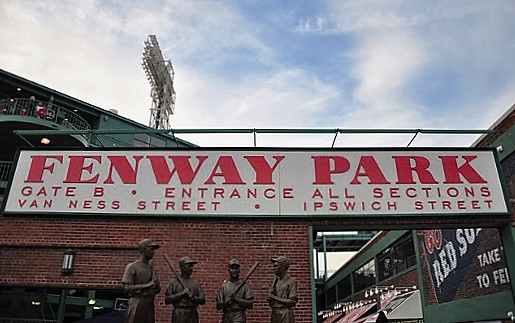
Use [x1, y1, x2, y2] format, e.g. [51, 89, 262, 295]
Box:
[168, 128, 495, 147]
[12, 128, 495, 148]
[0, 98, 91, 131]
[0, 161, 12, 182]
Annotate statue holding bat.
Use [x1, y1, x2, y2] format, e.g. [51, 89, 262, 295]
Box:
[164, 255, 205, 323]
[216, 259, 258, 323]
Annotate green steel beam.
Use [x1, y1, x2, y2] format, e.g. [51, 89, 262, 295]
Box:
[13, 129, 172, 136]
[171, 128, 494, 134]
[423, 290, 514, 323]
[57, 289, 67, 323]
[314, 234, 376, 242]
[85, 290, 95, 319]
[499, 224, 515, 303]
[13, 128, 495, 136]
[309, 227, 318, 323]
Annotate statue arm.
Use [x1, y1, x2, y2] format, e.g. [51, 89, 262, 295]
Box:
[233, 296, 253, 309]
[268, 293, 297, 307]
[123, 281, 155, 294]
[267, 279, 298, 308]
[122, 265, 158, 296]
[153, 270, 161, 294]
[233, 285, 254, 309]
[215, 287, 227, 310]
[193, 284, 206, 305]
[165, 280, 183, 304]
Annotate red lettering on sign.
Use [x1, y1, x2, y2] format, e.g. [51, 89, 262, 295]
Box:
[147, 155, 208, 184]
[103, 155, 143, 184]
[244, 155, 285, 184]
[25, 155, 64, 183]
[350, 156, 390, 184]
[393, 156, 438, 184]
[312, 156, 350, 184]
[205, 156, 245, 185]
[439, 155, 487, 184]
[20, 153, 493, 194]
[63, 156, 101, 183]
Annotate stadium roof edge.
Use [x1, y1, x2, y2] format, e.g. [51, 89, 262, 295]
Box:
[0, 68, 196, 148]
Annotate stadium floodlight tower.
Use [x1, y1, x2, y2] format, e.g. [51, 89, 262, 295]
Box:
[142, 35, 176, 130]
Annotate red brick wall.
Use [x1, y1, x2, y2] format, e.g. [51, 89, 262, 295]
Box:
[474, 109, 514, 148]
[0, 216, 313, 323]
[0, 213, 512, 322]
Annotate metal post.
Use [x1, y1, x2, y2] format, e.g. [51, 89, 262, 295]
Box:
[85, 290, 95, 319]
[57, 289, 67, 323]
[323, 234, 328, 281]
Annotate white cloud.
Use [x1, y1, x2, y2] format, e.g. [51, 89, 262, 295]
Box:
[174, 67, 340, 128]
[0, 0, 513, 148]
[350, 30, 426, 111]
[322, 0, 515, 136]
[0, 0, 278, 127]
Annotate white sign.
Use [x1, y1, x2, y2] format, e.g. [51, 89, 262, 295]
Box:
[3, 149, 509, 217]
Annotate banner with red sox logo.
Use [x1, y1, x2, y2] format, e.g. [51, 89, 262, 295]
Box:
[418, 228, 511, 305]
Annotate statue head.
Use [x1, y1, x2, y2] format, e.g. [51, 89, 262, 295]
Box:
[179, 256, 197, 276]
[271, 256, 290, 276]
[228, 258, 241, 279]
[138, 239, 160, 251]
[138, 239, 160, 260]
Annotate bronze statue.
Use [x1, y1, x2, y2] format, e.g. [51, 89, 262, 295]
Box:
[216, 259, 256, 323]
[165, 256, 206, 323]
[268, 256, 298, 323]
[121, 239, 161, 323]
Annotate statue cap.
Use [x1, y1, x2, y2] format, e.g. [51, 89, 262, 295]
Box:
[180, 256, 198, 265]
[228, 258, 241, 267]
[271, 256, 289, 266]
[138, 239, 160, 249]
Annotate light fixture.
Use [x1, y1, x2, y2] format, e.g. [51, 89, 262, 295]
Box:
[88, 299, 97, 305]
[62, 249, 76, 275]
[16, 87, 22, 91]
[31, 301, 41, 306]
[40, 137, 51, 145]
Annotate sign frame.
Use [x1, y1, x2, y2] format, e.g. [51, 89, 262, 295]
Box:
[2, 147, 511, 218]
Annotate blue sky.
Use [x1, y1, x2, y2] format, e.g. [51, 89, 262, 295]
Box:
[1, 0, 514, 147]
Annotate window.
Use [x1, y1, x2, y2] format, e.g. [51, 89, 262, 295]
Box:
[134, 133, 150, 147]
[353, 259, 376, 293]
[337, 275, 352, 301]
[150, 136, 166, 147]
[326, 286, 337, 307]
[0, 286, 126, 322]
[378, 233, 416, 281]
[134, 134, 167, 147]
